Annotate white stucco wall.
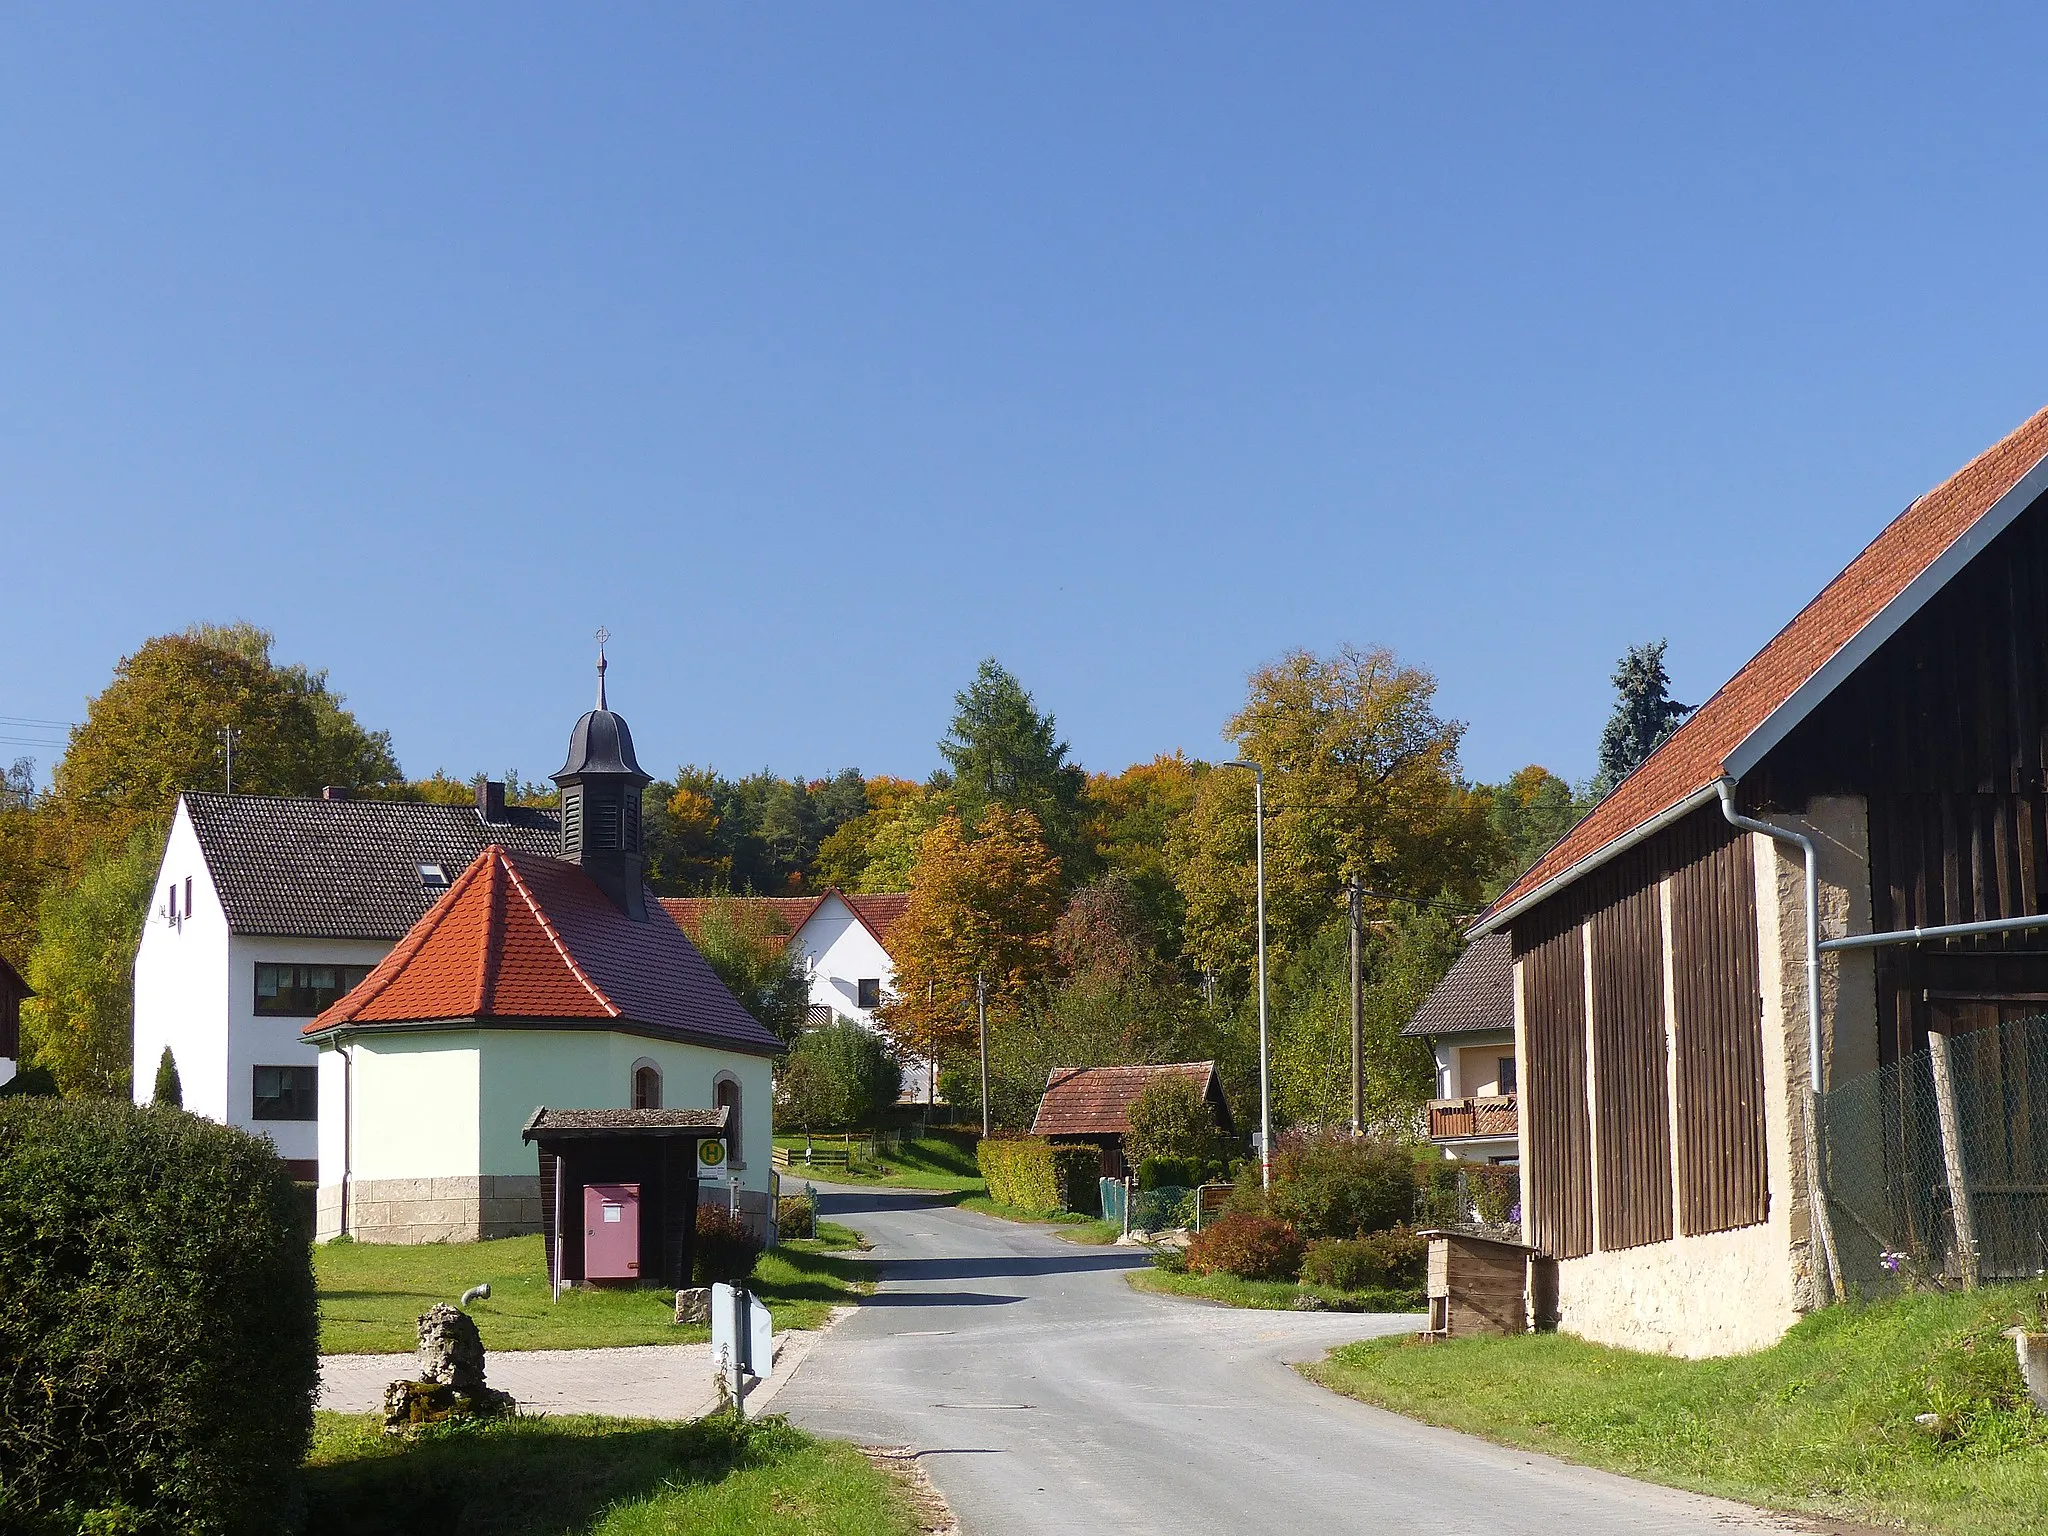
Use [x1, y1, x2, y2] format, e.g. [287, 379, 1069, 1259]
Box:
[318, 1025, 777, 1194]
[133, 803, 231, 1119]
[226, 934, 389, 1164]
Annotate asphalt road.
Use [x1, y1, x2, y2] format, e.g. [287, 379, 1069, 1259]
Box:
[777, 1185, 1823, 1536]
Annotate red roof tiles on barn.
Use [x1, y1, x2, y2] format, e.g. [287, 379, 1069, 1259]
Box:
[1031, 1061, 1230, 1139]
[1477, 404, 2048, 933]
[305, 845, 783, 1057]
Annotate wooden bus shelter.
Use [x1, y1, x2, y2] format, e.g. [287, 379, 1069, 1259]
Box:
[523, 1106, 728, 1290]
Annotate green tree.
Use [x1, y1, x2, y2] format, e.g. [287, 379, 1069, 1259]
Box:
[940, 659, 1089, 871]
[778, 1021, 902, 1130]
[686, 894, 811, 1045]
[21, 823, 163, 1097]
[1479, 764, 1591, 897]
[152, 1044, 183, 1107]
[1593, 639, 1693, 797]
[1123, 1074, 1219, 1164]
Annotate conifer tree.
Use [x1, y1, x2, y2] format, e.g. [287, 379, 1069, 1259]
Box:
[152, 1045, 182, 1108]
[1593, 640, 1693, 797]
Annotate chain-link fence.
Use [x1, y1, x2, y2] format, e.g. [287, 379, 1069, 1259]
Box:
[1824, 1012, 2048, 1293]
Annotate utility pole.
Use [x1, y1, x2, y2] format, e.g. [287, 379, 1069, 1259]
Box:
[1349, 874, 1364, 1137]
[1221, 761, 1272, 1190]
[217, 727, 240, 794]
[976, 973, 990, 1139]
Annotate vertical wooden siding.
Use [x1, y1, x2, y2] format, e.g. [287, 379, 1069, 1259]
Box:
[1588, 849, 1675, 1251]
[1667, 815, 1769, 1235]
[1519, 909, 1595, 1259]
[1514, 806, 1770, 1255]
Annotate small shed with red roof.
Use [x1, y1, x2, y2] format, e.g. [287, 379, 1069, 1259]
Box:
[1031, 1061, 1232, 1177]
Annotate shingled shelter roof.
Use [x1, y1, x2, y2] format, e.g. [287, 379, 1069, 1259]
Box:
[304, 845, 782, 1057]
[522, 1106, 727, 1140]
[658, 890, 912, 953]
[1476, 404, 2048, 934]
[1031, 1061, 1232, 1139]
[183, 791, 559, 939]
[1400, 933, 1513, 1038]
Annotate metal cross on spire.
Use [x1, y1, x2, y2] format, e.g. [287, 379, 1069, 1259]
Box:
[594, 626, 610, 709]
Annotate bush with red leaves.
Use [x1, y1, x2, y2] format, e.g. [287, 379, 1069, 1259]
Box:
[1184, 1211, 1305, 1281]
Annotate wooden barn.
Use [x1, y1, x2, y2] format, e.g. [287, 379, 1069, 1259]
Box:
[1475, 405, 2048, 1356]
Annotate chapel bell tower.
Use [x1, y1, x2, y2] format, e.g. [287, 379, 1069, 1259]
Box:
[552, 630, 653, 920]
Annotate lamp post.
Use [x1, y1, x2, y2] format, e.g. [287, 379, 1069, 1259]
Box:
[1220, 760, 1272, 1191]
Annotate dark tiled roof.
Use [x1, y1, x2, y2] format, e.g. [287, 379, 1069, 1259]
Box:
[184, 792, 559, 939]
[1401, 933, 1514, 1038]
[305, 846, 785, 1058]
[1481, 405, 2048, 929]
[523, 1106, 728, 1140]
[1031, 1061, 1229, 1138]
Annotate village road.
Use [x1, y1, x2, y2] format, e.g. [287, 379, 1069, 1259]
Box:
[777, 1185, 1825, 1536]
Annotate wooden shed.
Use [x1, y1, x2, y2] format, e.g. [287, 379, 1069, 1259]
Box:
[523, 1106, 728, 1290]
[1421, 1229, 1550, 1338]
[1030, 1061, 1233, 1179]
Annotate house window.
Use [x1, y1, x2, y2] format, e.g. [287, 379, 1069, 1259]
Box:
[252, 1064, 318, 1120]
[419, 864, 449, 890]
[1498, 1057, 1517, 1094]
[715, 1074, 743, 1168]
[254, 963, 374, 1017]
[856, 978, 882, 1010]
[632, 1061, 662, 1110]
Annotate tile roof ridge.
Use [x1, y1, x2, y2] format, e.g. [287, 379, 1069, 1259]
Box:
[477, 846, 506, 1018]
[497, 849, 620, 1019]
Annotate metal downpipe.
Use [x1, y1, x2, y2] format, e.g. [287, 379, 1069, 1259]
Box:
[1717, 779, 1844, 1305]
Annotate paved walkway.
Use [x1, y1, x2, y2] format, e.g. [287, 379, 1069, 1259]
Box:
[320, 1327, 830, 1420]
[775, 1184, 1829, 1536]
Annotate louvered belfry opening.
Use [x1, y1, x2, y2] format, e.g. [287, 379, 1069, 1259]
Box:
[1513, 804, 1769, 1261]
[552, 669, 653, 921]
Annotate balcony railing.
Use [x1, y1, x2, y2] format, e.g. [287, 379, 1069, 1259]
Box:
[1428, 1093, 1518, 1141]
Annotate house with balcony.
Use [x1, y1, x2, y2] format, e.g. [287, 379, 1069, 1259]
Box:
[1402, 931, 1518, 1163]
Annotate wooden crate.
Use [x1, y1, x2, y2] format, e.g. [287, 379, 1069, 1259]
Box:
[1422, 1230, 1533, 1338]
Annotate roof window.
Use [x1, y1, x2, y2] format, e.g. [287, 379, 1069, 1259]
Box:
[419, 863, 450, 890]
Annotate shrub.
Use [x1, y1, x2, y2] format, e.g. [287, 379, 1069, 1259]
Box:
[1468, 1163, 1520, 1228]
[152, 1045, 183, 1108]
[776, 1193, 817, 1241]
[0, 1097, 317, 1535]
[0, 1064, 58, 1098]
[1184, 1211, 1305, 1281]
[694, 1204, 765, 1285]
[776, 1021, 902, 1131]
[1150, 1244, 1189, 1273]
[1123, 1074, 1218, 1164]
[1300, 1225, 1428, 1291]
[1136, 1155, 1208, 1191]
[976, 1136, 1100, 1214]
[1266, 1133, 1415, 1240]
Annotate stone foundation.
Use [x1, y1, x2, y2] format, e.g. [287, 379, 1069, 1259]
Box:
[317, 1176, 542, 1243]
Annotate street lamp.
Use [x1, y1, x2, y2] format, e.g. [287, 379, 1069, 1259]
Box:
[1219, 760, 1272, 1191]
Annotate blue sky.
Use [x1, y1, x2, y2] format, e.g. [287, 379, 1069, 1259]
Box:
[6, 7, 2048, 792]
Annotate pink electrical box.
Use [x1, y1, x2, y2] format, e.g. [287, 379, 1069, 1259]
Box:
[583, 1182, 641, 1280]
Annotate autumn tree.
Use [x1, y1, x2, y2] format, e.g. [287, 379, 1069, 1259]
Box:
[877, 806, 1064, 1065]
[1173, 644, 1491, 985]
[1480, 764, 1589, 897]
[940, 660, 1089, 871]
[1083, 753, 1202, 955]
[1053, 871, 1158, 987]
[55, 626, 398, 827]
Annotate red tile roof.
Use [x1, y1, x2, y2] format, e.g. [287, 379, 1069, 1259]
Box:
[305, 846, 783, 1056]
[1478, 404, 2048, 931]
[657, 889, 909, 955]
[1030, 1061, 1228, 1139]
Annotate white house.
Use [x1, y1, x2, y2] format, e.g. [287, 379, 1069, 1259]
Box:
[662, 888, 923, 1097]
[1401, 932, 1519, 1165]
[132, 784, 559, 1177]
[303, 678, 783, 1243]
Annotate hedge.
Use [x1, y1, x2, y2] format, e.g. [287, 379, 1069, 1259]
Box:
[0, 1097, 319, 1534]
[975, 1137, 1099, 1214]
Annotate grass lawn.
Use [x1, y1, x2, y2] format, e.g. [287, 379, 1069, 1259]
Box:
[951, 1195, 1119, 1244]
[317, 1222, 871, 1355]
[1128, 1267, 1423, 1313]
[1307, 1280, 2048, 1536]
[305, 1411, 921, 1535]
[776, 1131, 985, 1192]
